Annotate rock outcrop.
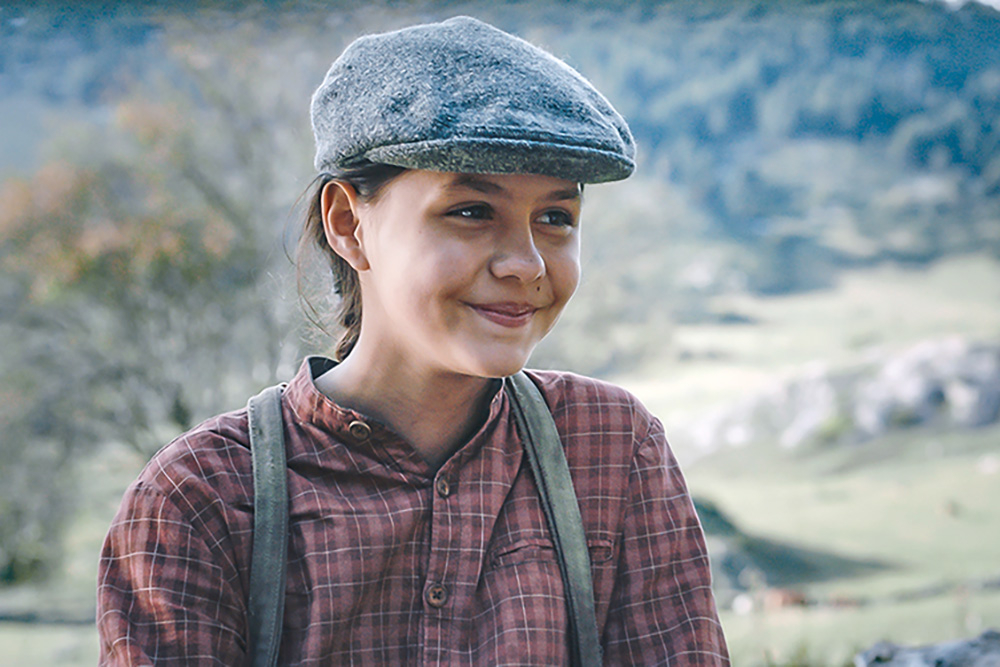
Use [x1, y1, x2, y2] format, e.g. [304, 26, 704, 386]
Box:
[682, 337, 1000, 454]
[855, 629, 1000, 666]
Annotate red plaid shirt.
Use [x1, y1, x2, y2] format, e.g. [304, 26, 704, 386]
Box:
[98, 357, 728, 665]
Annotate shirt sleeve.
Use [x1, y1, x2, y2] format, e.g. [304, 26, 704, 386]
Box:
[97, 481, 249, 666]
[601, 417, 730, 665]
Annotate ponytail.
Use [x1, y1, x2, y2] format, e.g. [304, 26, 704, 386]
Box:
[296, 163, 406, 360]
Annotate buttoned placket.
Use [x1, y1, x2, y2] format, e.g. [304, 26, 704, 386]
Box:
[409, 383, 516, 665]
[419, 460, 460, 666]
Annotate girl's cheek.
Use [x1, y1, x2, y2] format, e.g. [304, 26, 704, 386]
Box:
[436, 241, 487, 271]
[553, 246, 581, 282]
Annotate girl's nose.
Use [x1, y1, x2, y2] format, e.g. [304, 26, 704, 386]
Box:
[489, 226, 545, 284]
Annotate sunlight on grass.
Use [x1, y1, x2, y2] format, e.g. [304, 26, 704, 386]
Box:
[688, 424, 1000, 663]
[722, 592, 1000, 667]
[691, 426, 1000, 598]
[619, 253, 1000, 425]
[0, 624, 98, 667]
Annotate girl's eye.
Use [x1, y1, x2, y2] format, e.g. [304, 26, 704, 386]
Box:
[447, 204, 493, 220]
[536, 210, 576, 228]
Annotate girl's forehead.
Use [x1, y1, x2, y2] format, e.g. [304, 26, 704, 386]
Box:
[390, 170, 581, 201]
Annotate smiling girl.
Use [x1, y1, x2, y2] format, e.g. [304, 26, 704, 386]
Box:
[97, 16, 728, 666]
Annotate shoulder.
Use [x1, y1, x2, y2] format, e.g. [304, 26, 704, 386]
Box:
[103, 407, 257, 592]
[523, 368, 661, 444]
[521, 369, 666, 479]
[129, 407, 255, 522]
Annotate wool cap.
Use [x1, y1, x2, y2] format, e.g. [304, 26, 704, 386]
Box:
[311, 16, 635, 184]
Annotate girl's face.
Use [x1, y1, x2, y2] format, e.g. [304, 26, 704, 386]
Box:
[344, 169, 582, 380]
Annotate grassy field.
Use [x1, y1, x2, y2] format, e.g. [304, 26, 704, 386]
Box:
[721, 592, 1000, 666]
[618, 253, 1000, 664]
[1, 253, 998, 666]
[696, 424, 1000, 665]
[0, 624, 98, 667]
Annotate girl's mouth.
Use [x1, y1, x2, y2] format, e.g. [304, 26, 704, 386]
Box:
[468, 302, 538, 328]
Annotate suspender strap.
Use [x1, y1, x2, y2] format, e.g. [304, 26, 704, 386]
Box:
[245, 375, 599, 665]
[505, 372, 603, 667]
[247, 385, 288, 667]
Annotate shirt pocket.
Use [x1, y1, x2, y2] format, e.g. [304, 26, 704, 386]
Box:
[473, 535, 617, 665]
[586, 536, 616, 565]
[487, 535, 617, 569]
[488, 537, 557, 569]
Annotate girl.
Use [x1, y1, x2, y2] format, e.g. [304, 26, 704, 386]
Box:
[98, 16, 729, 666]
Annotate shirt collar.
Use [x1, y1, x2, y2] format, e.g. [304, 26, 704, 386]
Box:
[281, 355, 512, 480]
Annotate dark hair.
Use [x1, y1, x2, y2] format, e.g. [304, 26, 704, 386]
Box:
[297, 162, 407, 360]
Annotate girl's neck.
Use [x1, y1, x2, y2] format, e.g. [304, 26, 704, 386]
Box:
[315, 345, 497, 470]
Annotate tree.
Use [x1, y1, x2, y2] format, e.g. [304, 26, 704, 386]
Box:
[0, 21, 322, 579]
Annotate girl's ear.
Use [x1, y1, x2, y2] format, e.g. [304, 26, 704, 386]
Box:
[321, 180, 370, 271]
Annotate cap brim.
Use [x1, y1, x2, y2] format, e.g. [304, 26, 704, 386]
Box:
[363, 137, 635, 184]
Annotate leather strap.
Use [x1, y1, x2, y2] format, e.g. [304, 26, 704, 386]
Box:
[247, 385, 288, 667]
[505, 371, 603, 667]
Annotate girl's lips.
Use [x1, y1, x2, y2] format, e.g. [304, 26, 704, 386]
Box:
[468, 302, 538, 328]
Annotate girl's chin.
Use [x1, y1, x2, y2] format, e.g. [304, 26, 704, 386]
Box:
[453, 348, 535, 379]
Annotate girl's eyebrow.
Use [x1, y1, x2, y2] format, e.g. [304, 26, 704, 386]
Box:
[446, 174, 505, 195]
[547, 188, 583, 202]
[445, 174, 582, 202]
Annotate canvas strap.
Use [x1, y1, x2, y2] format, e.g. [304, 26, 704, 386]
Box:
[246, 385, 288, 667]
[505, 371, 603, 667]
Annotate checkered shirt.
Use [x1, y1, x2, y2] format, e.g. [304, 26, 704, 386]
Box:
[97, 357, 729, 665]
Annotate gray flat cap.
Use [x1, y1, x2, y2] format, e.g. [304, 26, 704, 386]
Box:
[311, 16, 635, 183]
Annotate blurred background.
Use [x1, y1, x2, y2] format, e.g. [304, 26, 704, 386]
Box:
[1, 0, 998, 664]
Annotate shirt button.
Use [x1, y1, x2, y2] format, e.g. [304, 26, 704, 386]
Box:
[425, 583, 449, 608]
[348, 420, 371, 441]
[435, 477, 451, 498]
